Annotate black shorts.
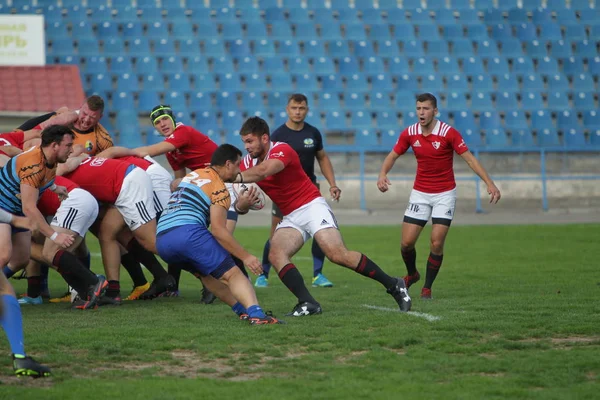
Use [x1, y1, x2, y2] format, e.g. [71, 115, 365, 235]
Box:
[271, 181, 320, 219]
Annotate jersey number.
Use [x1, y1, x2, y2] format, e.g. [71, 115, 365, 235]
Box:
[182, 171, 211, 188]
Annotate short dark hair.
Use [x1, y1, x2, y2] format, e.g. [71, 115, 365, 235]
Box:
[416, 93, 437, 108]
[240, 116, 270, 138]
[211, 144, 242, 166]
[86, 95, 104, 113]
[288, 93, 308, 105]
[41, 125, 75, 147]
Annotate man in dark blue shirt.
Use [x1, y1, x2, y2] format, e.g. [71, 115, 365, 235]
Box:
[255, 94, 341, 288]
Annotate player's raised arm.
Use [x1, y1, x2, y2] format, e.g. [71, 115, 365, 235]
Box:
[377, 150, 402, 193]
[96, 146, 137, 159]
[134, 141, 176, 158]
[460, 150, 501, 204]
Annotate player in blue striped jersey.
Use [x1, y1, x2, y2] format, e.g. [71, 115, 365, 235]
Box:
[156, 144, 283, 325]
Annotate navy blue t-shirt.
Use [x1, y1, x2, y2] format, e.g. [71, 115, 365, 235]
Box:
[271, 122, 323, 183]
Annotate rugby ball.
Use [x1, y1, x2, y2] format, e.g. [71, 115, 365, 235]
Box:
[232, 183, 266, 211]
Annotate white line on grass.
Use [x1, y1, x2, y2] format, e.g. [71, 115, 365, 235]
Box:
[362, 304, 441, 322]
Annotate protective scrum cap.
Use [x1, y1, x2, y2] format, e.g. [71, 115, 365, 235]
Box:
[150, 104, 175, 127]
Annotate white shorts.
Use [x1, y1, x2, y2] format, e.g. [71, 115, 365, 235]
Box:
[51, 188, 99, 236]
[277, 197, 338, 242]
[115, 167, 156, 231]
[404, 188, 457, 225]
[146, 162, 172, 215]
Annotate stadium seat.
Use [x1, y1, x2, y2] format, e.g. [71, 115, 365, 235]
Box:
[531, 110, 554, 131]
[462, 56, 485, 75]
[479, 111, 501, 130]
[547, 73, 569, 92]
[138, 90, 160, 111]
[573, 91, 596, 112]
[549, 40, 573, 58]
[563, 128, 586, 147]
[512, 57, 535, 75]
[288, 57, 311, 74]
[583, 110, 600, 129]
[476, 40, 499, 58]
[486, 57, 510, 75]
[562, 57, 584, 78]
[572, 73, 596, 92]
[354, 129, 378, 146]
[128, 38, 151, 57]
[445, 92, 468, 111]
[511, 129, 535, 147]
[189, 92, 213, 110]
[371, 92, 393, 111]
[495, 92, 519, 111]
[437, 57, 460, 75]
[318, 92, 341, 111]
[350, 111, 372, 129]
[485, 128, 508, 147]
[515, 23, 538, 42]
[293, 73, 319, 93]
[446, 74, 469, 93]
[324, 111, 348, 131]
[520, 92, 544, 111]
[193, 73, 218, 91]
[471, 74, 494, 93]
[556, 110, 580, 131]
[187, 56, 210, 74]
[521, 74, 544, 93]
[375, 110, 397, 128]
[535, 57, 559, 76]
[504, 110, 529, 131]
[303, 40, 327, 58]
[537, 128, 560, 147]
[277, 40, 301, 56]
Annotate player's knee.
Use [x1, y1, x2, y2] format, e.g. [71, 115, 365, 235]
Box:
[401, 243, 415, 252]
[430, 238, 444, 254]
[42, 247, 58, 265]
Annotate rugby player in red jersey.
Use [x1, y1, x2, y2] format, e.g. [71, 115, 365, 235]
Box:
[234, 117, 412, 316]
[377, 93, 501, 299]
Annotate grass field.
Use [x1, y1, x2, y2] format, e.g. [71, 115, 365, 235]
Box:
[1, 224, 599, 399]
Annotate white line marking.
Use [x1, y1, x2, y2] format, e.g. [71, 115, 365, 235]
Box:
[362, 304, 441, 321]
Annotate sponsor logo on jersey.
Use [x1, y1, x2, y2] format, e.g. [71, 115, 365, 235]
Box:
[445, 209, 452, 216]
[413, 140, 421, 147]
[432, 141, 441, 150]
[271, 151, 285, 158]
[458, 140, 466, 148]
[303, 138, 314, 148]
[85, 140, 93, 152]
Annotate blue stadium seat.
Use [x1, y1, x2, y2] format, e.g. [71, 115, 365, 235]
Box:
[271, 73, 294, 92]
[240, 91, 263, 111]
[547, 91, 570, 111]
[353, 40, 376, 58]
[512, 57, 535, 75]
[270, 21, 293, 40]
[239, 8, 262, 22]
[378, 0, 401, 9]
[266, 91, 288, 110]
[264, 7, 285, 22]
[321, 74, 344, 91]
[254, 39, 277, 57]
[487, 57, 509, 75]
[476, 40, 499, 58]
[245, 22, 268, 40]
[412, 57, 435, 75]
[435, 9, 456, 26]
[410, 9, 434, 26]
[483, 8, 503, 25]
[166, 8, 188, 22]
[89, 73, 112, 93]
[416, 25, 441, 41]
[122, 22, 144, 38]
[402, 0, 423, 10]
[504, 110, 529, 130]
[345, 92, 366, 110]
[277, 40, 301, 56]
[508, 8, 528, 24]
[324, 111, 348, 131]
[537, 128, 560, 147]
[320, 22, 344, 40]
[389, 57, 410, 74]
[437, 57, 460, 75]
[521, 92, 544, 110]
[113, 6, 137, 22]
[161, 56, 184, 74]
[318, 92, 341, 111]
[83, 56, 108, 75]
[479, 111, 501, 130]
[113, 91, 135, 110]
[178, 39, 201, 57]
[550, 40, 573, 58]
[426, 39, 450, 57]
[375, 110, 397, 130]
[221, 22, 243, 41]
[496, 0, 518, 11]
[402, 40, 425, 58]
[115, 73, 138, 91]
[193, 73, 218, 91]
[66, 6, 89, 22]
[217, 72, 240, 92]
[471, 74, 494, 92]
[591, 130, 600, 146]
[563, 128, 586, 147]
[579, 9, 600, 25]
[196, 111, 220, 133]
[346, 73, 369, 92]
[531, 110, 554, 131]
[394, 90, 417, 112]
[197, 22, 219, 39]
[498, 38, 523, 59]
[346, 24, 368, 41]
[328, 40, 351, 58]
[380, 128, 400, 148]
[187, 56, 210, 74]
[350, 110, 372, 129]
[461, 128, 483, 148]
[362, 9, 385, 25]
[491, 24, 513, 41]
[138, 90, 161, 111]
[171, 22, 194, 40]
[496, 73, 519, 93]
[212, 57, 235, 75]
[570, 0, 594, 10]
[288, 57, 311, 74]
[443, 25, 464, 40]
[446, 74, 469, 93]
[562, 57, 585, 77]
[371, 73, 394, 92]
[472, 91, 494, 112]
[539, 23, 563, 41]
[190, 92, 213, 110]
[261, 56, 285, 74]
[396, 74, 419, 91]
[556, 110, 580, 131]
[313, 57, 336, 75]
[485, 128, 508, 147]
[458, 10, 480, 26]
[165, 91, 188, 112]
[139, 7, 162, 23]
[110, 56, 133, 74]
[363, 56, 386, 74]
[392, 23, 416, 41]
[573, 91, 596, 112]
[515, 23, 537, 42]
[71, 21, 95, 40]
[524, 41, 548, 59]
[420, 74, 442, 93]
[495, 91, 519, 111]
[531, 8, 551, 24]
[97, 21, 119, 39]
[572, 40, 596, 59]
[222, 110, 244, 138]
[354, 129, 378, 146]
[214, 8, 237, 23]
[511, 129, 535, 147]
[140, 73, 159, 91]
[445, 92, 468, 110]
[293, 73, 319, 93]
[547, 73, 569, 92]
[303, 40, 327, 58]
[203, 40, 227, 58]
[564, 24, 587, 42]
[216, 92, 239, 110]
[463, 56, 485, 75]
[46, 22, 69, 40]
[572, 73, 595, 92]
[537, 57, 559, 75]
[369, 25, 393, 41]
[583, 110, 600, 129]
[589, 57, 600, 78]
[167, 72, 191, 92]
[153, 38, 177, 56]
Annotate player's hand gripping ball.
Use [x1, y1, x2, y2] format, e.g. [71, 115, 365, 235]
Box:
[232, 183, 266, 211]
